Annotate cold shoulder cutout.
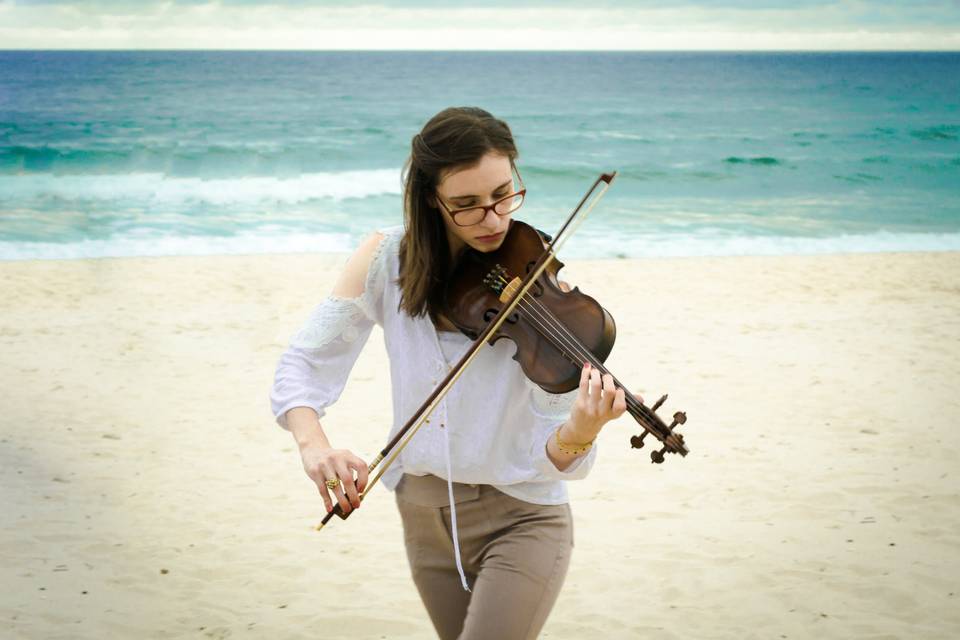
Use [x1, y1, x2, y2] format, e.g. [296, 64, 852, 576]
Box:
[330, 231, 386, 300]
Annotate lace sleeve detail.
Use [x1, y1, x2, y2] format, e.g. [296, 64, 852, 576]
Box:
[529, 383, 577, 418]
[270, 297, 377, 429]
[290, 297, 372, 349]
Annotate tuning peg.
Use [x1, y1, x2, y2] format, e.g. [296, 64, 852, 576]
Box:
[670, 411, 687, 429]
[651, 427, 687, 463]
[630, 432, 647, 449]
[651, 394, 667, 411]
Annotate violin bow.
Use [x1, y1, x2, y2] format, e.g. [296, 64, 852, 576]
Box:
[318, 170, 682, 530]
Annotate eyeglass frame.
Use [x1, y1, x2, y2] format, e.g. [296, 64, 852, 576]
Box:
[434, 166, 526, 227]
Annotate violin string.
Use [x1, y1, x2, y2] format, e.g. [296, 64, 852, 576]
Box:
[491, 274, 650, 421]
[520, 295, 652, 423]
[486, 271, 659, 433]
[507, 279, 665, 433]
[492, 273, 624, 390]
[513, 287, 649, 416]
[491, 274, 601, 370]
[509, 290, 651, 425]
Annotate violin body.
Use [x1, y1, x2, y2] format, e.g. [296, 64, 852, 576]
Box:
[444, 219, 617, 394]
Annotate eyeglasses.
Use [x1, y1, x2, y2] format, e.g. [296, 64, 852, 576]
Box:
[435, 169, 526, 227]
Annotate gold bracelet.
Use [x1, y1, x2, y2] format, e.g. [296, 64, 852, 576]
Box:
[555, 426, 595, 456]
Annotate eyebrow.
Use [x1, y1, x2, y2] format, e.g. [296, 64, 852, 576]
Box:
[449, 179, 513, 201]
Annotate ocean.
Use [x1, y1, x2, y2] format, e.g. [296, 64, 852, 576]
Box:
[1, 50, 958, 260]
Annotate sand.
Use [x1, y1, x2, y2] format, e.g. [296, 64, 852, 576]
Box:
[1, 249, 958, 639]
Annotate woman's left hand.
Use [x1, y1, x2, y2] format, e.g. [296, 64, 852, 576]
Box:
[565, 362, 642, 442]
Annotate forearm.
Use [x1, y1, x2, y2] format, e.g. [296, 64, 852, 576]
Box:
[285, 406, 332, 451]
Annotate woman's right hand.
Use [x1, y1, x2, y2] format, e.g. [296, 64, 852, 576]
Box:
[299, 444, 369, 514]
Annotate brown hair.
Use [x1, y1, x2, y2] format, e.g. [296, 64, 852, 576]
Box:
[397, 106, 518, 323]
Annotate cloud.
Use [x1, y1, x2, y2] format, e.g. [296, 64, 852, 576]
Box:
[1, 0, 958, 49]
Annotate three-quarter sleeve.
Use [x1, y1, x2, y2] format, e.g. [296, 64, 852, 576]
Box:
[270, 298, 376, 429]
[269, 231, 390, 430]
[525, 382, 598, 480]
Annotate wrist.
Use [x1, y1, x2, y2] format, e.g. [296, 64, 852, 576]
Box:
[287, 416, 331, 452]
[559, 419, 598, 446]
[553, 427, 592, 457]
[297, 436, 331, 455]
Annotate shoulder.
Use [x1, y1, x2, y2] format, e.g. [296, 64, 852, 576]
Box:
[330, 226, 402, 298]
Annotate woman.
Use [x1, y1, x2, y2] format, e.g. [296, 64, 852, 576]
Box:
[270, 106, 633, 640]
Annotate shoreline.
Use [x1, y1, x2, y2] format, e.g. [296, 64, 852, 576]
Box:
[4, 228, 960, 264]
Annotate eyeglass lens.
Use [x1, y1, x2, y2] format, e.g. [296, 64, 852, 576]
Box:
[454, 192, 525, 226]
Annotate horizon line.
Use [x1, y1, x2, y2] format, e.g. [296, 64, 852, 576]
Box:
[2, 48, 959, 53]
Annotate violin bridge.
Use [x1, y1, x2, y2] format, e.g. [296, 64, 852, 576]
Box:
[498, 276, 522, 304]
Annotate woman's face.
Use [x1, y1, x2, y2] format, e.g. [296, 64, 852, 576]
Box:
[434, 151, 516, 256]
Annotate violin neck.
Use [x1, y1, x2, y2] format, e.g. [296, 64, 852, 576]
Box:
[588, 360, 670, 439]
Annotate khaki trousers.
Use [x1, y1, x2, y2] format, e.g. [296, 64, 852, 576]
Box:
[394, 473, 574, 640]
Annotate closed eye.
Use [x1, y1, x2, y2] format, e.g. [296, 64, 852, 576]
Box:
[454, 190, 509, 205]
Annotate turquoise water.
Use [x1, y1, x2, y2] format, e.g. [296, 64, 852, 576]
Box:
[1, 51, 958, 260]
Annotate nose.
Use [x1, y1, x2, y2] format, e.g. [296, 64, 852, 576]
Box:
[479, 204, 502, 230]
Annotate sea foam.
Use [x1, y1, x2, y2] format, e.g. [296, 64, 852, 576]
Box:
[0, 169, 402, 206]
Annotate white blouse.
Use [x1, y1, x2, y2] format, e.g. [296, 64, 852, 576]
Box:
[269, 224, 597, 507]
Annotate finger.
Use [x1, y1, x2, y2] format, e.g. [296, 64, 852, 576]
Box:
[350, 457, 370, 494]
[578, 362, 591, 397]
[613, 387, 627, 417]
[316, 481, 333, 514]
[633, 390, 644, 405]
[601, 373, 617, 413]
[321, 460, 351, 513]
[589, 367, 602, 406]
[315, 460, 337, 513]
[330, 480, 352, 514]
[335, 460, 361, 509]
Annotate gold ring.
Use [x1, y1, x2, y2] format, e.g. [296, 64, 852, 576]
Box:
[325, 477, 341, 490]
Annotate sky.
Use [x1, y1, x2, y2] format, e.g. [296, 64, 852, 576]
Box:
[1, 0, 958, 51]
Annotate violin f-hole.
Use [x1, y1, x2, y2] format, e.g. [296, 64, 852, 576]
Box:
[522, 261, 544, 297]
[484, 308, 519, 325]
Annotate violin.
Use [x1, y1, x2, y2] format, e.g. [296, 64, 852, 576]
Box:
[444, 219, 689, 463]
[317, 171, 688, 529]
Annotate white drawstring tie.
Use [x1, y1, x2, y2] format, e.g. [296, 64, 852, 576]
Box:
[442, 424, 471, 592]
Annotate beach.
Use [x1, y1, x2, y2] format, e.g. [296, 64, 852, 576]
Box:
[1, 249, 959, 639]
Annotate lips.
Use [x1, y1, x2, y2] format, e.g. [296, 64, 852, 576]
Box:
[475, 231, 504, 242]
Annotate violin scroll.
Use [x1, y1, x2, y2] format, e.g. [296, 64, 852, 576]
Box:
[629, 393, 689, 464]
